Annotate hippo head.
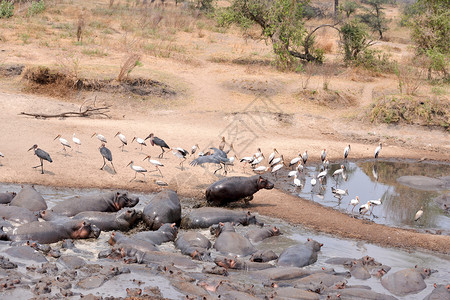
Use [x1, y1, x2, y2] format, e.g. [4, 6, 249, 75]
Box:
[257, 176, 274, 190]
[159, 223, 178, 239]
[271, 226, 282, 236]
[414, 265, 433, 278]
[244, 211, 264, 227]
[191, 249, 212, 261]
[70, 221, 101, 240]
[114, 192, 139, 210]
[118, 209, 142, 225]
[215, 257, 236, 269]
[306, 238, 323, 251]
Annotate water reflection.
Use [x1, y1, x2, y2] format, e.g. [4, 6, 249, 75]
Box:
[276, 160, 450, 231]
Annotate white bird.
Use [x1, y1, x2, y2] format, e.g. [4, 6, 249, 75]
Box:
[311, 176, 317, 186]
[251, 154, 265, 167]
[414, 207, 423, 221]
[359, 201, 371, 215]
[143, 155, 164, 177]
[253, 166, 269, 174]
[369, 198, 382, 213]
[268, 148, 279, 165]
[349, 196, 360, 213]
[270, 155, 284, 166]
[317, 169, 327, 179]
[293, 174, 302, 187]
[289, 154, 302, 168]
[240, 155, 256, 169]
[375, 143, 382, 159]
[0, 152, 3, 157]
[344, 144, 351, 159]
[332, 165, 345, 177]
[54, 134, 71, 152]
[331, 187, 348, 196]
[115, 132, 127, 151]
[271, 163, 284, 177]
[302, 150, 308, 164]
[92, 132, 107, 143]
[154, 180, 168, 186]
[288, 170, 299, 177]
[132, 137, 147, 150]
[72, 133, 81, 150]
[172, 147, 189, 170]
[191, 144, 199, 156]
[127, 161, 147, 181]
[320, 148, 327, 162]
[253, 148, 263, 159]
[322, 159, 329, 169]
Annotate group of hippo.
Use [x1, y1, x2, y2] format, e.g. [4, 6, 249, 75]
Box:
[0, 176, 448, 299]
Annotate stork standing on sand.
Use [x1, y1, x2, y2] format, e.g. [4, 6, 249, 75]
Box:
[132, 137, 147, 151]
[99, 143, 115, 173]
[54, 134, 71, 152]
[92, 133, 107, 143]
[127, 161, 147, 182]
[115, 132, 127, 151]
[28, 144, 52, 174]
[72, 133, 81, 151]
[145, 133, 170, 158]
[172, 147, 189, 170]
[143, 155, 164, 177]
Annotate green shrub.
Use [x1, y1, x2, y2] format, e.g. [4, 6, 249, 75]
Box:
[355, 49, 396, 73]
[0, 0, 14, 18]
[28, 0, 46, 17]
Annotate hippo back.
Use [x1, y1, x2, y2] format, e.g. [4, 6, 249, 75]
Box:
[143, 190, 181, 230]
[0, 205, 38, 225]
[180, 207, 261, 229]
[10, 186, 47, 212]
[0, 192, 16, 204]
[277, 239, 322, 268]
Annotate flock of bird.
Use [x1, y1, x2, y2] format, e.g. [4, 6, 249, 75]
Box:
[1, 136, 423, 221]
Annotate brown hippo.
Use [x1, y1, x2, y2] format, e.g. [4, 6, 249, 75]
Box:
[9, 185, 47, 211]
[206, 175, 274, 206]
[214, 255, 273, 271]
[44, 192, 139, 217]
[108, 231, 159, 253]
[72, 208, 142, 232]
[250, 250, 278, 262]
[175, 231, 212, 261]
[180, 207, 263, 229]
[277, 238, 323, 268]
[381, 266, 432, 296]
[0, 192, 16, 204]
[9, 219, 101, 244]
[0, 205, 38, 225]
[423, 283, 450, 300]
[213, 222, 257, 257]
[245, 226, 281, 243]
[142, 190, 181, 230]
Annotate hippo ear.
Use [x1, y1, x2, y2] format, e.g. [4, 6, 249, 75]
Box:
[171, 223, 176, 228]
[247, 211, 251, 216]
[320, 243, 324, 247]
[307, 238, 311, 241]
[219, 222, 224, 226]
[415, 265, 418, 268]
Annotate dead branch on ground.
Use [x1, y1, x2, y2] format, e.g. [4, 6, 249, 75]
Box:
[20, 99, 111, 119]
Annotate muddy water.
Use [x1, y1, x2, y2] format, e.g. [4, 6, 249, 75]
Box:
[275, 159, 450, 232]
[1, 183, 449, 299]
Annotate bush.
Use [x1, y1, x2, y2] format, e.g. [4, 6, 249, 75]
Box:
[355, 48, 396, 73]
[0, 0, 14, 18]
[28, 0, 46, 17]
[369, 96, 449, 129]
[341, 20, 372, 62]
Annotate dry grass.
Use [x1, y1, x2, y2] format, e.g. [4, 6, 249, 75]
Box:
[117, 54, 141, 82]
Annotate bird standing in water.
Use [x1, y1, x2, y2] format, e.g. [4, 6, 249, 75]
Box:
[28, 144, 52, 174]
[415, 207, 424, 221]
[375, 143, 382, 159]
[344, 144, 351, 159]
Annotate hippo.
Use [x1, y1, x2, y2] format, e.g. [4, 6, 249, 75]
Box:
[273, 287, 319, 300]
[133, 223, 178, 245]
[277, 238, 323, 268]
[0, 192, 16, 204]
[9, 219, 101, 244]
[142, 190, 181, 230]
[206, 175, 274, 206]
[213, 222, 257, 257]
[9, 185, 47, 211]
[175, 231, 212, 260]
[245, 226, 281, 243]
[72, 208, 142, 232]
[327, 289, 398, 300]
[180, 207, 263, 229]
[108, 231, 159, 253]
[45, 192, 139, 217]
[0, 205, 38, 225]
[250, 250, 278, 262]
[381, 266, 432, 296]
[423, 284, 450, 300]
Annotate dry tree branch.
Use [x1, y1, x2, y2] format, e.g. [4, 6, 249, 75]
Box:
[20, 99, 111, 119]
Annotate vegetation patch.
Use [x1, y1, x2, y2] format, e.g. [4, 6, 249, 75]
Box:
[368, 96, 449, 129]
[298, 89, 357, 108]
[0, 64, 25, 77]
[22, 66, 176, 98]
[223, 78, 282, 96]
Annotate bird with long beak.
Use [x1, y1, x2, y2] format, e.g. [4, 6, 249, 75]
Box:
[127, 161, 147, 182]
[344, 144, 351, 159]
[54, 134, 71, 152]
[268, 148, 279, 165]
[145, 133, 170, 158]
[171, 147, 189, 170]
[289, 153, 302, 169]
[349, 196, 360, 214]
[143, 155, 164, 177]
[72, 133, 81, 151]
[115, 132, 127, 151]
[99, 143, 115, 173]
[414, 206, 424, 221]
[320, 148, 327, 163]
[375, 142, 382, 159]
[359, 201, 371, 215]
[132, 137, 147, 151]
[28, 144, 53, 174]
[191, 144, 199, 156]
[92, 132, 107, 143]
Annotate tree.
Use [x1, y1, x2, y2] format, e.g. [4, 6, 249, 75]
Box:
[359, 0, 389, 39]
[340, 20, 374, 62]
[409, 0, 449, 78]
[217, 0, 323, 68]
[340, 1, 358, 18]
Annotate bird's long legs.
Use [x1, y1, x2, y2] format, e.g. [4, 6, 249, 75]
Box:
[101, 157, 106, 170]
[158, 147, 165, 158]
[32, 159, 44, 174]
[110, 161, 116, 173]
[156, 166, 163, 177]
[180, 158, 186, 170]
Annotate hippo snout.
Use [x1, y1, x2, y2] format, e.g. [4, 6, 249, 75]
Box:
[265, 181, 274, 189]
[89, 225, 101, 239]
